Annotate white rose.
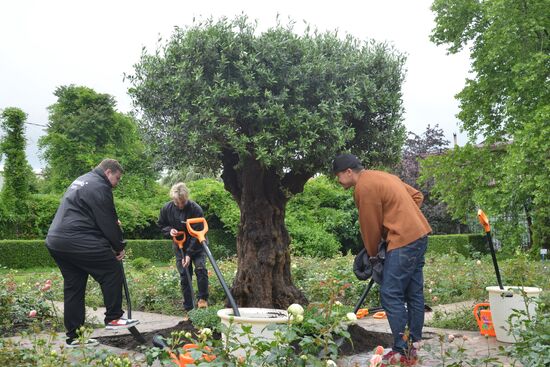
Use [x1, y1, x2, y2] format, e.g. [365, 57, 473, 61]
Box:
[287, 303, 304, 316]
[326, 360, 337, 367]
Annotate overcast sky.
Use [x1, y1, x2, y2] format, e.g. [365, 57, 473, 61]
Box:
[0, 0, 471, 170]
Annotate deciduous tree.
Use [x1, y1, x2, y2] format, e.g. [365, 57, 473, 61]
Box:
[428, 0, 549, 249]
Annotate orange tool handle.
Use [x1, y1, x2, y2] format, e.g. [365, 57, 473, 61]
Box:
[477, 209, 491, 233]
[172, 231, 186, 249]
[186, 217, 209, 243]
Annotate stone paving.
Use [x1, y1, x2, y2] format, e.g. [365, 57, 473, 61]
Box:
[3, 301, 520, 366]
[337, 300, 519, 366]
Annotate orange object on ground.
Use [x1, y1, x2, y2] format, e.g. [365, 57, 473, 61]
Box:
[356, 308, 369, 319]
[373, 311, 387, 319]
[473, 303, 496, 337]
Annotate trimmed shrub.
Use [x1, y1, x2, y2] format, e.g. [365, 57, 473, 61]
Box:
[427, 234, 486, 257]
[0, 240, 55, 268]
[0, 238, 236, 269]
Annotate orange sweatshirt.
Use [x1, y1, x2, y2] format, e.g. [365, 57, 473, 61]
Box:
[354, 170, 432, 256]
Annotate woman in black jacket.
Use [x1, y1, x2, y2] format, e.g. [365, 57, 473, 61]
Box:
[158, 182, 209, 313]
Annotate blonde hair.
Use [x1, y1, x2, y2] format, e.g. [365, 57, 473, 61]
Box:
[170, 182, 189, 201]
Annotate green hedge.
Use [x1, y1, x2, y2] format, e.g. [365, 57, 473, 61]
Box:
[428, 234, 486, 257]
[0, 231, 237, 269]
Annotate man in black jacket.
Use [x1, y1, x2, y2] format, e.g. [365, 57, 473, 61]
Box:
[46, 159, 138, 347]
[158, 182, 209, 312]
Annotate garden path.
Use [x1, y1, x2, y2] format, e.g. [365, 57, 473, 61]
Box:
[3, 301, 521, 366]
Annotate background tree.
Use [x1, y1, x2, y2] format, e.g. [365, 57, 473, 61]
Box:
[39, 85, 158, 198]
[429, 0, 549, 249]
[0, 107, 34, 236]
[394, 124, 463, 234]
[128, 16, 406, 307]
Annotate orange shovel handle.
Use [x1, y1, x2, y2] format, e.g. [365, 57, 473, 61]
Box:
[477, 209, 491, 233]
[186, 217, 209, 243]
[171, 231, 187, 249]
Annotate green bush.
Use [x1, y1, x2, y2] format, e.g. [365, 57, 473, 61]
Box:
[428, 234, 486, 258]
[0, 238, 235, 269]
[130, 257, 152, 270]
[0, 240, 55, 268]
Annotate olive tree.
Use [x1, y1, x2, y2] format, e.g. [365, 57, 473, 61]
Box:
[128, 16, 406, 307]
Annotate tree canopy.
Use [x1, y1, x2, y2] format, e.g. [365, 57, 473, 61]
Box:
[39, 85, 158, 197]
[427, 0, 549, 249]
[128, 16, 407, 307]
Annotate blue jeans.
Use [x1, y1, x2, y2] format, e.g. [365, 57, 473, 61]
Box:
[380, 236, 428, 353]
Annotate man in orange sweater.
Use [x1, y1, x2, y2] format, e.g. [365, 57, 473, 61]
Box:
[333, 154, 432, 366]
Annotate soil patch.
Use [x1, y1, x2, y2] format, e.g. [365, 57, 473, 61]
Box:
[97, 321, 396, 356]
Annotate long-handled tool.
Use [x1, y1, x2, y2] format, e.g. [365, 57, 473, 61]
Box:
[120, 261, 146, 343]
[353, 278, 376, 314]
[172, 230, 196, 308]
[186, 217, 240, 316]
[477, 209, 504, 289]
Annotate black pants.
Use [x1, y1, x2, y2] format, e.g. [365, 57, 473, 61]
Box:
[47, 248, 124, 339]
[175, 251, 209, 311]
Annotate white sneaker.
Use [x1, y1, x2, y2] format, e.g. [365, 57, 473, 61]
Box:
[105, 318, 140, 330]
[66, 338, 99, 348]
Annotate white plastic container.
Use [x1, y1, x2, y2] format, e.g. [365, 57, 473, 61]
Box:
[486, 286, 542, 343]
[217, 307, 289, 356]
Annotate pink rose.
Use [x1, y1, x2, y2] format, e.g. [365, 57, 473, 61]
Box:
[369, 354, 383, 367]
[374, 345, 385, 355]
[28, 310, 37, 318]
[41, 283, 51, 292]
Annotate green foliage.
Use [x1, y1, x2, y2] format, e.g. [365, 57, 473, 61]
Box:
[0, 107, 34, 236]
[427, 233, 486, 258]
[0, 240, 56, 268]
[38, 85, 158, 198]
[187, 179, 240, 236]
[425, 306, 479, 331]
[286, 175, 360, 256]
[419, 143, 534, 251]
[188, 307, 221, 330]
[428, 0, 550, 250]
[128, 16, 406, 174]
[506, 293, 550, 367]
[130, 257, 152, 271]
[0, 274, 61, 335]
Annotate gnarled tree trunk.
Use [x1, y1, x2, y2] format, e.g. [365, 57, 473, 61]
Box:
[222, 152, 308, 308]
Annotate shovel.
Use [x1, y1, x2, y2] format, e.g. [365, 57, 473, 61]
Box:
[120, 261, 146, 343]
[172, 230, 196, 308]
[186, 217, 240, 316]
[477, 209, 504, 289]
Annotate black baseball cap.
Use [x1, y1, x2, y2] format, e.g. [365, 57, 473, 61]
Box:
[332, 154, 362, 174]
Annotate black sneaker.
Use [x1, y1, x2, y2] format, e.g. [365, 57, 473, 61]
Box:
[105, 317, 140, 330]
[66, 338, 99, 348]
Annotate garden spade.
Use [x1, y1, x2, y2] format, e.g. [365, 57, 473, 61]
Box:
[172, 230, 196, 308]
[120, 261, 146, 344]
[186, 217, 240, 316]
[477, 209, 504, 289]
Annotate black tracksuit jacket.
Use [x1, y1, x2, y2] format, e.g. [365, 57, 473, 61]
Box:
[46, 168, 124, 253]
[157, 200, 205, 257]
